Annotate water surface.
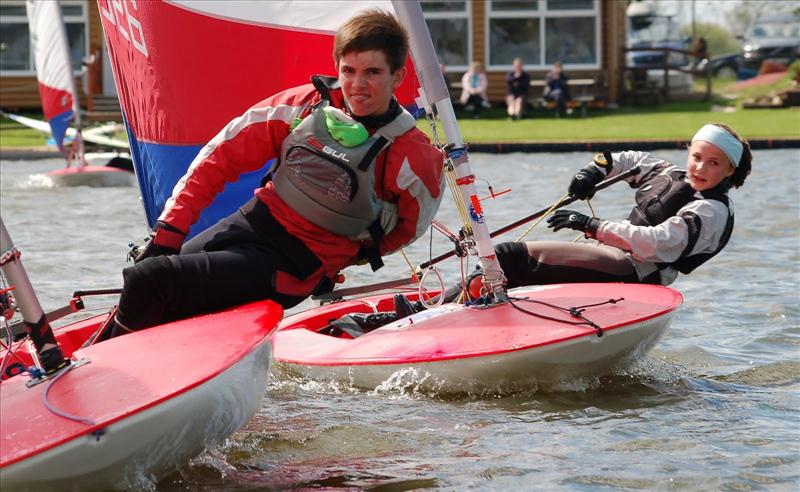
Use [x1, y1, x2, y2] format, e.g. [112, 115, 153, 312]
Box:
[1, 149, 798, 490]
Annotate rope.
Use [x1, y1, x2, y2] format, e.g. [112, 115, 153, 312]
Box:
[400, 107, 473, 302]
[43, 363, 97, 426]
[399, 249, 417, 279]
[507, 296, 624, 337]
[572, 198, 599, 242]
[515, 193, 569, 242]
[445, 163, 472, 233]
[425, 111, 471, 233]
[418, 267, 445, 308]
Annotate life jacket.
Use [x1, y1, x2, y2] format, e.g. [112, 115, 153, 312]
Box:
[271, 76, 417, 271]
[629, 166, 734, 278]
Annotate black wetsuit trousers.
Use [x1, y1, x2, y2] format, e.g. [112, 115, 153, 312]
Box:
[495, 240, 651, 288]
[115, 197, 327, 331]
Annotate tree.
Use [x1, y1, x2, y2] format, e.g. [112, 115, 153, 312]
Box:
[724, 0, 799, 37]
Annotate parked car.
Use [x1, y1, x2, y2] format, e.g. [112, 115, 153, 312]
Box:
[626, 2, 689, 68]
[739, 14, 800, 75]
[696, 53, 740, 78]
[625, 2, 693, 94]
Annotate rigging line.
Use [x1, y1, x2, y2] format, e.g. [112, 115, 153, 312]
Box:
[507, 297, 593, 327]
[0, 339, 29, 377]
[445, 164, 471, 230]
[431, 219, 459, 241]
[572, 198, 598, 243]
[399, 249, 419, 281]
[587, 198, 597, 218]
[43, 363, 97, 426]
[516, 193, 569, 242]
[428, 222, 434, 264]
[507, 296, 611, 337]
[425, 111, 471, 233]
[572, 297, 624, 310]
[83, 307, 117, 348]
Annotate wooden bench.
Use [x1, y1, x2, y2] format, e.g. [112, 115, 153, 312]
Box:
[450, 77, 598, 117]
[530, 78, 596, 117]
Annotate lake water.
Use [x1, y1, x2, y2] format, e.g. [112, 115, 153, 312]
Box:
[1, 149, 798, 491]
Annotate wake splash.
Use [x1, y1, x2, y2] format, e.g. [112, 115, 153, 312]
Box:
[272, 355, 690, 400]
[15, 173, 55, 189]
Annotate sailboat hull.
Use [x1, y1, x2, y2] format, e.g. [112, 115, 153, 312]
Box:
[0, 300, 281, 490]
[274, 283, 682, 394]
[46, 165, 133, 187]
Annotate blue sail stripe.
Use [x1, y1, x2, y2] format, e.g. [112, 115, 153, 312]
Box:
[123, 116, 272, 239]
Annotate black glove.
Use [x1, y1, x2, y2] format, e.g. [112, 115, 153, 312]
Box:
[568, 152, 614, 200]
[547, 210, 601, 235]
[133, 221, 186, 263]
[568, 165, 606, 200]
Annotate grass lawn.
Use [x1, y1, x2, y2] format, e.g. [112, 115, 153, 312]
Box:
[421, 68, 800, 143]
[0, 124, 53, 148]
[420, 103, 800, 143]
[3, 71, 799, 148]
[0, 111, 129, 149]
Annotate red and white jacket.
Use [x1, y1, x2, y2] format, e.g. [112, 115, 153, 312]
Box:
[158, 82, 444, 280]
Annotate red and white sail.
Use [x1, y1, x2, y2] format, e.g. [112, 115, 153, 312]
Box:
[26, 0, 81, 153]
[99, 0, 414, 232]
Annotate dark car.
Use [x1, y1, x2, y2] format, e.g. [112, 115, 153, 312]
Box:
[738, 14, 800, 74]
[697, 53, 739, 78]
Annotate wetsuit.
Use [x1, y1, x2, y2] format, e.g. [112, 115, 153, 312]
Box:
[115, 78, 444, 331]
[497, 150, 734, 288]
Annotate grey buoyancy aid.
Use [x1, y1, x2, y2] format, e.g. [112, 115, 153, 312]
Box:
[629, 165, 734, 276]
[272, 80, 416, 270]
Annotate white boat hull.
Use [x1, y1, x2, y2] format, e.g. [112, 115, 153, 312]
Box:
[279, 311, 674, 394]
[47, 165, 133, 187]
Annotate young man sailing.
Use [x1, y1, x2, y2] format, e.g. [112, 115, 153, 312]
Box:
[105, 10, 444, 337]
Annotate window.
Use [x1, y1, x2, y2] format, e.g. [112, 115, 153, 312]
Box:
[421, 1, 471, 71]
[487, 0, 600, 70]
[0, 1, 88, 75]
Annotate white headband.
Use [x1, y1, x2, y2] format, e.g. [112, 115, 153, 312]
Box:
[691, 124, 743, 168]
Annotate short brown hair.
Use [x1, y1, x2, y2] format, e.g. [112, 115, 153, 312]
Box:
[333, 10, 409, 72]
[713, 123, 751, 188]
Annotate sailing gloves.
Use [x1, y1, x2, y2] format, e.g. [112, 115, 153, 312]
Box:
[547, 210, 601, 236]
[568, 152, 614, 200]
[568, 166, 606, 200]
[133, 221, 186, 263]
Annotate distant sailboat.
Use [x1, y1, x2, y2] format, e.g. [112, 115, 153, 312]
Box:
[24, 0, 133, 187]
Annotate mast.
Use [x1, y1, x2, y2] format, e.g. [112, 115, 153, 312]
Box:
[0, 217, 67, 373]
[391, 1, 508, 302]
[56, 1, 87, 169]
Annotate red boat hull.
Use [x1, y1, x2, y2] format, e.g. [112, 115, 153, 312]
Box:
[274, 283, 683, 394]
[1, 300, 281, 489]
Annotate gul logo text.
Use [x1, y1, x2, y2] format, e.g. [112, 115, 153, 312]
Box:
[308, 137, 350, 163]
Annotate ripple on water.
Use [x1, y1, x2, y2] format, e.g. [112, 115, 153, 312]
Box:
[715, 360, 800, 387]
[3, 152, 799, 491]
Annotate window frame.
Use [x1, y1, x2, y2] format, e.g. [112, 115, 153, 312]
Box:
[0, 0, 89, 76]
[421, 1, 472, 73]
[484, 0, 601, 71]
